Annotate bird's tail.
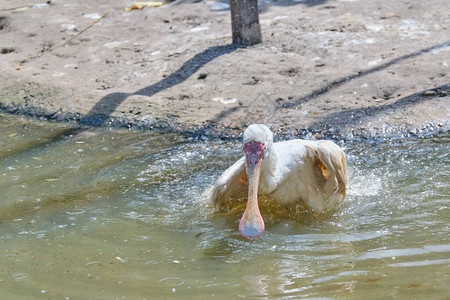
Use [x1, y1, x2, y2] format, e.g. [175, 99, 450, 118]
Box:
[308, 141, 347, 211]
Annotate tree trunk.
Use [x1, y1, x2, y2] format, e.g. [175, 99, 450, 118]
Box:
[230, 0, 262, 45]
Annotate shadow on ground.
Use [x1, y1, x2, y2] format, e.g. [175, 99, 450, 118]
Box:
[82, 44, 242, 126]
[279, 41, 450, 109]
[83, 39, 449, 128]
[210, 41, 450, 125]
[310, 83, 450, 130]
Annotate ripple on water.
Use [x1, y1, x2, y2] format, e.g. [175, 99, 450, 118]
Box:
[357, 244, 450, 260]
[312, 270, 368, 284]
[158, 277, 185, 287]
[65, 208, 85, 215]
[12, 273, 28, 281]
[0, 114, 448, 299]
[389, 258, 450, 267]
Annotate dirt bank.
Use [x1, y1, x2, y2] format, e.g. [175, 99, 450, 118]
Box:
[0, 0, 449, 137]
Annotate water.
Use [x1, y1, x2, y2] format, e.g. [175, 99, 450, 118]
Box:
[0, 113, 448, 299]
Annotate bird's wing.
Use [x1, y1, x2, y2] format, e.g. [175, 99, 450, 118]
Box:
[206, 157, 248, 210]
[306, 140, 347, 211]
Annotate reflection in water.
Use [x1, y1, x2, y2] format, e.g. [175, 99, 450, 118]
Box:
[0, 113, 449, 299]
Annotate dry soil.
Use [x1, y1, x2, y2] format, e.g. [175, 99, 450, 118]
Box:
[0, 0, 449, 137]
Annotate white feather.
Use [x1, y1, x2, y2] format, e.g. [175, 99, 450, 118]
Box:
[208, 124, 347, 213]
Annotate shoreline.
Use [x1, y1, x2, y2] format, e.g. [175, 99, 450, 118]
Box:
[1, 104, 447, 141]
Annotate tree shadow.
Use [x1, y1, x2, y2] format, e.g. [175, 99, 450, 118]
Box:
[82, 38, 449, 129]
[208, 41, 449, 126]
[81, 44, 243, 126]
[310, 83, 449, 130]
[263, 0, 330, 7]
[278, 41, 450, 109]
[250, 0, 331, 13]
[182, 0, 329, 7]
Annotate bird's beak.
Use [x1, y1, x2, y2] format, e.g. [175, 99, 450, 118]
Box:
[240, 141, 265, 239]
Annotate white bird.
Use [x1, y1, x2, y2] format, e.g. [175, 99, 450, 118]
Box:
[208, 124, 347, 239]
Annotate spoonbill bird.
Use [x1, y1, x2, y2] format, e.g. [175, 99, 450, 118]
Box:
[208, 124, 347, 239]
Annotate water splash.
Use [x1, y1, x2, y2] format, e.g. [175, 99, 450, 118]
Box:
[0, 113, 448, 299]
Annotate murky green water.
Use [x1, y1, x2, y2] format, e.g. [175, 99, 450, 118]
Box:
[0, 113, 448, 299]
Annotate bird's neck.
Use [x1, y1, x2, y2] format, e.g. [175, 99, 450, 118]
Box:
[259, 147, 278, 193]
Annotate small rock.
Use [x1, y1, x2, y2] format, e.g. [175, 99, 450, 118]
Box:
[197, 73, 208, 80]
[314, 133, 324, 139]
[243, 76, 260, 85]
[279, 68, 299, 77]
[424, 90, 436, 96]
[212, 97, 237, 105]
[190, 26, 209, 32]
[61, 23, 76, 31]
[1, 47, 15, 54]
[83, 13, 102, 20]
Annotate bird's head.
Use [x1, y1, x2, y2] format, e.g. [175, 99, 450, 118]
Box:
[239, 124, 273, 239]
[243, 124, 273, 160]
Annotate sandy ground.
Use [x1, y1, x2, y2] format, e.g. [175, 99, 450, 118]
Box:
[0, 0, 449, 137]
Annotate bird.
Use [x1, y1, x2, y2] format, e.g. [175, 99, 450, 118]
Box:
[208, 124, 347, 239]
